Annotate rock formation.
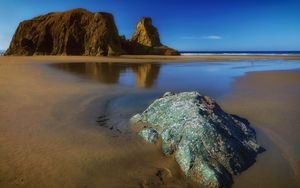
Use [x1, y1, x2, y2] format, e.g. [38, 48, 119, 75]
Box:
[5, 9, 125, 56]
[131, 92, 265, 188]
[5, 9, 179, 56]
[121, 17, 179, 55]
[132, 17, 162, 47]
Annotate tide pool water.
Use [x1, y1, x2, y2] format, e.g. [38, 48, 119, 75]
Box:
[48, 60, 300, 188]
[51, 60, 300, 98]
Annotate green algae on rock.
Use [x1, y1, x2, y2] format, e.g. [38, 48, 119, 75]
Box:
[131, 92, 265, 188]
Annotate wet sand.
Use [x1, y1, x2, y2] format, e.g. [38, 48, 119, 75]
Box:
[221, 71, 300, 188]
[1, 54, 300, 64]
[0, 56, 299, 188]
[0, 58, 195, 188]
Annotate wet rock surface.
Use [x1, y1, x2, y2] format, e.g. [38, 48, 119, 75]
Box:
[131, 92, 265, 188]
[5, 9, 179, 56]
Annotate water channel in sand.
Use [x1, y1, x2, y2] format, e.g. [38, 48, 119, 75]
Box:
[50, 60, 300, 187]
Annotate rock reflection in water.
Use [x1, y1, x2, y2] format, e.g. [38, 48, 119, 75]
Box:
[52, 62, 160, 88]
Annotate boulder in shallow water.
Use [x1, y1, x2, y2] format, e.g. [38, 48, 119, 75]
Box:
[131, 91, 265, 188]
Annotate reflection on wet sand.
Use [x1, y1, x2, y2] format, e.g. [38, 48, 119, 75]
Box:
[1, 59, 300, 188]
[131, 64, 160, 88]
[52, 62, 161, 88]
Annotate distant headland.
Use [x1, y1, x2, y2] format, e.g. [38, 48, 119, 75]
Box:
[5, 8, 179, 56]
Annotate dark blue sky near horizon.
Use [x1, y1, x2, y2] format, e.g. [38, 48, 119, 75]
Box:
[0, 0, 299, 51]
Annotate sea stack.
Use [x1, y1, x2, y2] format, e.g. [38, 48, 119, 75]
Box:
[5, 9, 179, 56]
[131, 17, 162, 47]
[121, 17, 179, 55]
[5, 9, 125, 56]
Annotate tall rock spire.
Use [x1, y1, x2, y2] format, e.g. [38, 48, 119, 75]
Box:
[131, 17, 162, 47]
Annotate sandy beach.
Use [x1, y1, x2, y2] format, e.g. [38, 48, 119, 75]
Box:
[1, 55, 300, 64]
[0, 56, 198, 188]
[0, 56, 299, 188]
[222, 71, 300, 188]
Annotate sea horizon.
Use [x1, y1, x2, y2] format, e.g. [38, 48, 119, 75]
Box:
[2, 50, 300, 56]
[180, 50, 300, 56]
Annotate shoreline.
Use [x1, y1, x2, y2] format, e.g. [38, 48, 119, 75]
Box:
[0, 57, 299, 187]
[0, 55, 300, 64]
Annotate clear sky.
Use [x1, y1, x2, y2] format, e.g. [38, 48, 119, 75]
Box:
[0, 0, 299, 51]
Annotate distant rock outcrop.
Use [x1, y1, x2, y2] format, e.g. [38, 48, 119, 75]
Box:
[5, 9, 179, 56]
[5, 9, 125, 56]
[132, 17, 162, 47]
[131, 92, 265, 188]
[121, 17, 179, 55]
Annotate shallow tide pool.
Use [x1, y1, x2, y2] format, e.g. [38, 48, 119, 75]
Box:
[51, 60, 300, 98]
[49, 60, 300, 188]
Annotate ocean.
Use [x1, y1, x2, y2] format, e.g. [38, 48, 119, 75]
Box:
[0, 50, 5, 56]
[180, 51, 300, 56]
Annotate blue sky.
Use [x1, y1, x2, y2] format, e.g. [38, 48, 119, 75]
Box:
[0, 0, 299, 51]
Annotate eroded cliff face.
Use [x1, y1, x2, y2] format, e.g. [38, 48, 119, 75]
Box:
[5, 9, 179, 56]
[5, 9, 123, 56]
[131, 17, 162, 47]
[121, 17, 180, 55]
